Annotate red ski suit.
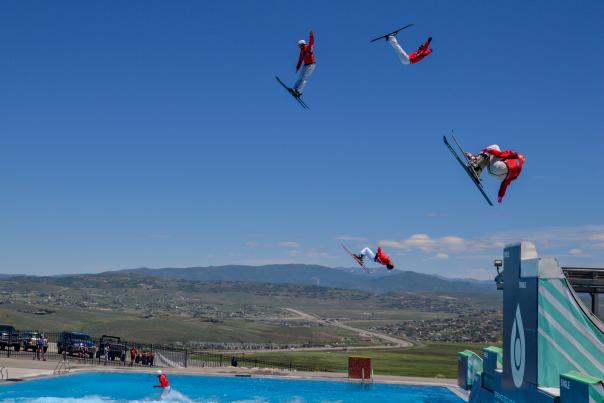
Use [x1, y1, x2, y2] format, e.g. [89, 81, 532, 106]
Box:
[296, 32, 315, 71]
[482, 148, 525, 203]
[155, 374, 170, 388]
[409, 39, 432, 64]
[375, 247, 393, 267]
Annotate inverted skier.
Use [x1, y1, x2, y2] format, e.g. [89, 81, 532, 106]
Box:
[386, 33, 433, 65]
[353, 246, 394, 270]
[465, 145, 525, 203]
[292, 31, 315, 97]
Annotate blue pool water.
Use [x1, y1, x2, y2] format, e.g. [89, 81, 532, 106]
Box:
[0, 372, 463, 402]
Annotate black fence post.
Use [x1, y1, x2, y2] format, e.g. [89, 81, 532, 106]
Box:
[184, 349, 188, 368]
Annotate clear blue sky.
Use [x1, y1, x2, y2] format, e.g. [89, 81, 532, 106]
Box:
[1, 0, 603, 278]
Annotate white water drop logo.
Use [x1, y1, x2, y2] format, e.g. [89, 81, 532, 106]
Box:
[510, 304, 525, 388]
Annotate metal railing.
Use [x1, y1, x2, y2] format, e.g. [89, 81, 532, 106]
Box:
[53, 358, 71, 375]
[0, 330, 332, 373]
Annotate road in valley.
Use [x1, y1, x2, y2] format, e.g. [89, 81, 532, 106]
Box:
[282, 308, 412, 348]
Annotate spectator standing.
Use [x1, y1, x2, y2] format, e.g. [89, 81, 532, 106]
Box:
[28, 335, 35, 360]
[130, 347, 137, 367]
[36, 335, 45, 361]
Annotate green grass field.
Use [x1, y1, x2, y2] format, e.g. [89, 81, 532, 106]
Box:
[241, 342, 500, 378]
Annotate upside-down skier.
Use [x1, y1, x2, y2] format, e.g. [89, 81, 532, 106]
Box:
[292, 31, 315, 96]
[465, 145, 525, 203]
[353, 246, 395, 270]
[386, 32, 433, 65]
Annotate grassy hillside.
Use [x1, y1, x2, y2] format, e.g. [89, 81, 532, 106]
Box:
[242, 342, 499, 378]
[121, 264, 495, 295]
[0, 271, 500, 345]
[0, 302, 366, 345]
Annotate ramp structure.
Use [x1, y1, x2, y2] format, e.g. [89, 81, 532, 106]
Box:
[459, 241, 604, 402]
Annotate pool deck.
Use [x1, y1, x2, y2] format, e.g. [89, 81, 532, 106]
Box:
[0, 357, 469, 401]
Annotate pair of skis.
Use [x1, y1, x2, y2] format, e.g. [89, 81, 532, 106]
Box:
[341, 244, 372, 274]
[275, 76, 309, 109]
[443, 134, 494, 206]
[369, 24, 414, 43]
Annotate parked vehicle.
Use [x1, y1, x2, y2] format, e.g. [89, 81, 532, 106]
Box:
[57, 331, 97, 358]
[0, 325, 20, 351]
[97, 335, 125, 360]
[19, 331, 41, 351]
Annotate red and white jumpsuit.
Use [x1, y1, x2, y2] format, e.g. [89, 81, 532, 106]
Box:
[388, 36, 433, 65]
[480, 145, 525, 203]
[359, 247, 394, 269]
[294, 32, 315, 93]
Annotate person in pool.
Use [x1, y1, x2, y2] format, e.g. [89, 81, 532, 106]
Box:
[154, 370, 170, 389]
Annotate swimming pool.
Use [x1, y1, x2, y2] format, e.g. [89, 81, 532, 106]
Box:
[0, 372, 464, 402]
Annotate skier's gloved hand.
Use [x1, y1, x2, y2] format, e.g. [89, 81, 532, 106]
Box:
[498, 196, 503, 204]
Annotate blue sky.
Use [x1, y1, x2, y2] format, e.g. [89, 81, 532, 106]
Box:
[1, 1, 603, 278]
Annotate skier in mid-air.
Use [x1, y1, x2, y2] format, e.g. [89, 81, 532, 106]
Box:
[386, 33, 433, 65]
[293, 31, 315, 96]
[353, 246, 395, 270]
[465, 145, 525, 203]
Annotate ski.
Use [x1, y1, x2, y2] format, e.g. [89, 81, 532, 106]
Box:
[451, 134, 469, 163]
[369, 24, 414, 43]
[275, 76, 309, 109]
[341, 244, 371, 274]
[443, 135, 494, 206]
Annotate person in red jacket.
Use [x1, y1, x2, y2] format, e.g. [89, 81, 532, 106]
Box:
[387, 32, 432, 65]
[154, 370, 170, 388]
[466, 145, 525, 203]
[292, 31, 315, 96]
[354, 247, 394, 270]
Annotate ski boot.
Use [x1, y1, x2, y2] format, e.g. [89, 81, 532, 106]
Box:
[468, 153, 489, 179]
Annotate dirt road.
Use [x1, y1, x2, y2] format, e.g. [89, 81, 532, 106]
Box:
[283, 308, 412, 347]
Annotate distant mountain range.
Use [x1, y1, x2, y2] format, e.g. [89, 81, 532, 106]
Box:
[117, 264, 496, 295]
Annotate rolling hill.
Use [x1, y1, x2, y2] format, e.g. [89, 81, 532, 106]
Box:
[118, 264, 495, 295]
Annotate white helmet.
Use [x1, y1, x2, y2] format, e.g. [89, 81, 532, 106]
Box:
[156, 370, 163, 375]
[486, 144, 501, 152]
[297, 40, 307, 46]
